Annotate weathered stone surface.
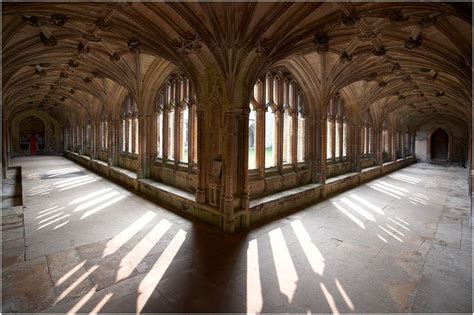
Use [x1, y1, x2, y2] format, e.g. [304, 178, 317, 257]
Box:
[2, 256, 55, 313]
[47, 248, 94, 303]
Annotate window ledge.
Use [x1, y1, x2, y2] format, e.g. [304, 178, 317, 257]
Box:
[249, 182, 322, 209]
[110, 166, 137, 179]
[138, 178, 194, 202]
[325, 171, 359, 184]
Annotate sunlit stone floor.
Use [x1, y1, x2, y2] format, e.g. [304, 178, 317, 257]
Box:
[2, 156, 472, 313]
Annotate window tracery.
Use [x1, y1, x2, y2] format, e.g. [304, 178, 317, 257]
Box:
[120, 95, 138, 155]
[327, 93, 349, 161]
[155, 73, 197, 165]
[362, 110, 373, 157]
[248, 70, 306, 171]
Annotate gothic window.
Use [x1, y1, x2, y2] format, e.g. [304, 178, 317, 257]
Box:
[156, 73, 196, 165]
[248, 70, 306, 171]
[362, 110, 373, 157]
[382, 119, 390, 161]
[404, 131, 410, 156]
[248, 103, 257, 169]
[100, 113, 108, 150]
[327, 94, 349, 161]
[120, 96, 138, 155]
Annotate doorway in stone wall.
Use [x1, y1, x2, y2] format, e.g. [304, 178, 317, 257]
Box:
[19, 116, 45, 155]
[431, 128, 449, 161]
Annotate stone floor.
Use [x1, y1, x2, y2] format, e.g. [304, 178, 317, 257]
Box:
[2, 156, 472, 313]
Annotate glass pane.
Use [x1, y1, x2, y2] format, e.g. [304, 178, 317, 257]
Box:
[368, 128, 372, 154]
[122, 120, 126, 151]
[128, 118, 132, 153]
[326, 120, 332, 159]
[248, 106, 257, 169]
[157, 113, 163, 158]
[181, 107, 189, 163]
[192, 109, 198, 164]
[134, 118, 139, 155]
[265, 110, 276, 168]
[297, 115, 305, 162]
[282, 110, 292, 164]
[342, 122, 347, 157]
[168, 110, 175, 160]
[335, 121, 340, 158]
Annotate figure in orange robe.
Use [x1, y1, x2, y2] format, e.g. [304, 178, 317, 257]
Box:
[29, 134, 38, 156]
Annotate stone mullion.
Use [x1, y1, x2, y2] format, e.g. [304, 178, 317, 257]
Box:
[241, 107, 250, 226]
[331, 117, 336, 162]
[256, 107, 265, 177]
[222, 109, 237, 233]
[136, 114, 147, 179]
[107, 120, 114, 166]
[188, 105, 195, 170]
[319, 101, 328, 184]
[195, 108, 206, 204]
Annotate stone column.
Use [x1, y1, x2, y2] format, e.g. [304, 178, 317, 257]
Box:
[240, 107, 250, 227]
[2, 117, 8, 179]
[353, 122, 361, 172]
[318, 114, 327, 184]
[222, 109, 237, 233]
[256, 107, 265, 178]
[195, 108, 206, 203]
[136, 114, 147, 179]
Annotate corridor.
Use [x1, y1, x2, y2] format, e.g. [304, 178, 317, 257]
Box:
[2, 156, 472, 313]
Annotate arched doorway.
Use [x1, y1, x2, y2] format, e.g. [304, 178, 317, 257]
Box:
[431, 128, 449, 161]
[19, 116, 45, 155]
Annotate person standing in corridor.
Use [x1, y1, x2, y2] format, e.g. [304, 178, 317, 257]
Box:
[29, 133, 38, 156]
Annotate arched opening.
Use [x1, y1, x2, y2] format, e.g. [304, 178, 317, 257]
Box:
[431, 128, 449, 161]
[19, 116, 45, 155]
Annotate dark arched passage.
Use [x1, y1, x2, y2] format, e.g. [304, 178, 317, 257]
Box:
[19, 116, 45, 155]
[431, 128, 449, 161]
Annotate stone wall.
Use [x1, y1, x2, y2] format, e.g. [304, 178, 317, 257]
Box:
[415, 118, 468, 165]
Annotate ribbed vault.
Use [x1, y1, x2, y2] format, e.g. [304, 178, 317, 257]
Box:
[2, 2, 471, 131]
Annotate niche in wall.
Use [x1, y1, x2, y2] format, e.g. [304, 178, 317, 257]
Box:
[431, 128, 449, 161]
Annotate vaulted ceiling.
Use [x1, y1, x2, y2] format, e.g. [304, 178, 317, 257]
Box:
[3, 2, 472, 130]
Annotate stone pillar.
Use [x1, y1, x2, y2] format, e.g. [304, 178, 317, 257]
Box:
[195, 108, 206, 203]
[136, 114, 148, 180]
[353, 122, 361, 172]
[256, 107, 265, 178]
[240, 107, 250, 227]
[222, 109, 237, 233]
[318, 115, 327, 184]
[107, 120, 114, 166]
[2, 117, 8, 179]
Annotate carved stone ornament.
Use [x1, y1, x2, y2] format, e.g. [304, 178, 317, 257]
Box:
[398, 94, 406, 100]
[402, 75, 411, 83]
[255, 38, 269, 57]
[392, 62, 401, 72]
[35, 68, 46, 76]
[24, 15, 40, 27]
[68, 59, 79, 68]
[110, 52, 121, 61]
[60, 96, 66, 101]
[128, 38, 140, 53]
[340, 51, 353, 63]
[51, 14, 66, 26]
[417, 16, 437, 29]
[372, 46, 386, 56]
[69, 89, 75, 94]
[40, 32, 57, 46]
[77, 42, 89, 54]
[365, 72, 377, 82]
[435, 90, 444, 97]
[341, 13, 360, 26]
[83, 33, 101, 42]
[173, 33, 202, 55]
[84, 77, 92, 83]
[427, 72, 438, 81]
[314, 31, 329, 54]
[378, 80, 387, 87]
[60, 71, 69, 79]
[91, 70, 102, 78]
[95, 18, 111, 31]
[358, 31, 377, 41]
[388, 9, 408, 23]
[404, 35, 422, 49]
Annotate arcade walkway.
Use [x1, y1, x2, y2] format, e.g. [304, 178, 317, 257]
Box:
[2, 156, 472, 313]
